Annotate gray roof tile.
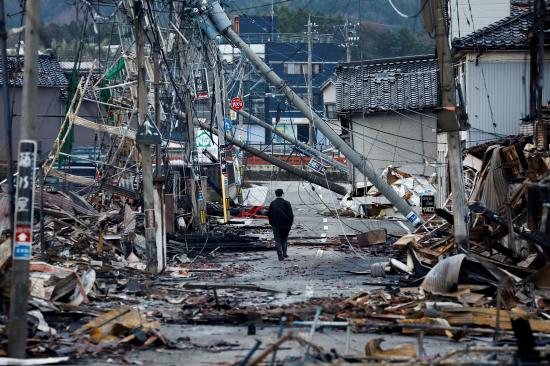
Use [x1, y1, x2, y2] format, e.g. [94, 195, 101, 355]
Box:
[452, 9, 533, 50]
[0, 54, 68, 87]
[335, 55, 439, 114]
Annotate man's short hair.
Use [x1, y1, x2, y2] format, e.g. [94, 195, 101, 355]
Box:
[275, 188, 284, 197]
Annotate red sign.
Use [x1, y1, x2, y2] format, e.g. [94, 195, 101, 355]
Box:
[230, 97, 244, 111]
[15, 226, 31, 243]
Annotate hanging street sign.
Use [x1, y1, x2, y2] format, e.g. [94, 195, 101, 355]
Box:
[13, 140, 37, 260]
[308, 159, 326, 174]
[136, 115, 162, 145]
[230, 97, 244, 111]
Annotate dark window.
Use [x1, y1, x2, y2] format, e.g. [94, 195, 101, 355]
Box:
[325, 103, 337, 119]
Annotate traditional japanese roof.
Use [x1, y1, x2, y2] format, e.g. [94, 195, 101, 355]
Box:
[0, 54, 68, 87]
[335, 55, 439, 114]
[452, 8, 533, 50]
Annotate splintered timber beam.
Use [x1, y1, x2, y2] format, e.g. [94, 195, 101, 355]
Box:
[206, 1, 422, 227]
[195, 119, 348, 196]
[69, 114, 137, 140]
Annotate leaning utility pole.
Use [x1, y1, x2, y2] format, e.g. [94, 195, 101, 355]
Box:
[195, 119, 348, 196]
[427, 0, 469, 252]
[8, 0, 40, 358]
[207, 1, 423, 228]
[134, 1, 161, 273]
[237, 109, 348, 173]
[307, 15, 315, 146]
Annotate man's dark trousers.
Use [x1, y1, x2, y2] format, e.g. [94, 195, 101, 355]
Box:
[272, 225, 291, 259]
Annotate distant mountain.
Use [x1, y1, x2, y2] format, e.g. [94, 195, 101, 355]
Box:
[6, 0, 76, 27]
[227, 0, 424, 30]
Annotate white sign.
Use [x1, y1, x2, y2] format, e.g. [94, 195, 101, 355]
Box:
[195, 128, 219, 163]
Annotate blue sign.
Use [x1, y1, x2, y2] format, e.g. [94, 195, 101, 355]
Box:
[224, 118, 232, 132]
[14, 243, 31, 259]
[406, 211, 421, 227]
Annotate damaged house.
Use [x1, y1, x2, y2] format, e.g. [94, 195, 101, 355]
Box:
[452, 3, 550, 146]
[335, 55, 439, 188]
[0, 54, 99, 174]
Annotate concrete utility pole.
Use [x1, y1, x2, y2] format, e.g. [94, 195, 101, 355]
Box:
[153, 46, 162, 178]
[184, 96, 207, 232]
[307, 15, 315, 146]
[344, 18, 352, 62]
[235, 65, 245, 204]
[8, 0, 40, 358]
[213, 62, 230, 223]
[207, 2, 423, 228]
[134, 1, 160, 273]
[152, 43, 167, 269]
[429, 0, 469, 252]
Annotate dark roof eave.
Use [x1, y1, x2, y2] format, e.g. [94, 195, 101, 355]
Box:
[340, 107, 438, 115]
[452, 45, 531, 57]
[337, 54, 437, 70]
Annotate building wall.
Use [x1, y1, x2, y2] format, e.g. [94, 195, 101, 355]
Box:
[349, 110, 437, 186]
[462, 52, 550, 146]
[0, 87, 100, 163]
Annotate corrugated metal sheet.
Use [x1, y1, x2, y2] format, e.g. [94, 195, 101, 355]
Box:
[336, 55, 439, 114]
[463, 59, 550, 147]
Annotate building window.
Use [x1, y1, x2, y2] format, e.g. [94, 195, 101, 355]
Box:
[313, 63, 322, 74]
[251, 98, 264, 116]
[325, 103, 337, 119]
[284, 62, 322, 75]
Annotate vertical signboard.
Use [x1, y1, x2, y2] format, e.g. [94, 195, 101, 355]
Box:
[193, 68, 209, 100]
[13, 140, 37, 260]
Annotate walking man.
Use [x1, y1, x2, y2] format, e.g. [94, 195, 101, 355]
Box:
[268, 188, 294, 261]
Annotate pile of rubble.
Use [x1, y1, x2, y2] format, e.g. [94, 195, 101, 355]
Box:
[0, 136, 549, 364]
[0, 184, 274, 362]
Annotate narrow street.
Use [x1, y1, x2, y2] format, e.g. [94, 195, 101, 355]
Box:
[76, 181, 463, 365]
[1, 0, 550, 364]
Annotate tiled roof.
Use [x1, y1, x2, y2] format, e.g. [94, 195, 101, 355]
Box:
[452, 9, 533, 50]
[0, 54, 68, 87]
[335, 55, 439, 114]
